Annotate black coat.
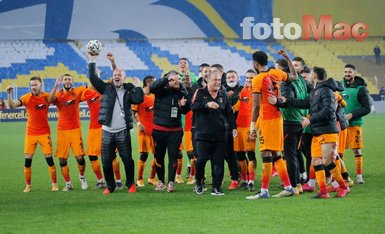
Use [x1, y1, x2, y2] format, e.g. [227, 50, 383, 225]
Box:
[88, 63, 144, 129]
[150, 78, 190, 128]
[192, 87, 236, 142]
[287, 78, 339, 136]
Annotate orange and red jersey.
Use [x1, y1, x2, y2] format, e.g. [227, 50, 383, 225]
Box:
[252, 69, 288, 120]
[132, 93, 155, 135]
[20, 92, 50, 136]
[54, 86, 86, 130]
[81, 88, 102, 129]
[184, 110, 193, 131]
[236, 86, 253, 128]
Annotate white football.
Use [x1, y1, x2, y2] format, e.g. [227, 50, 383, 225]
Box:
[87, 40, 102, 55]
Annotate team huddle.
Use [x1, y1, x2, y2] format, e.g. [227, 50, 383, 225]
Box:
[7, 49, 371, 199]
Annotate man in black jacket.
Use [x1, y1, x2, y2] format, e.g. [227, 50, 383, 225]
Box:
[271, 67, 350, 199]
[150, 71, 190, 192]
[224, 70, 242, 190]
[88, 54, 144, 194]
[192, 71, 237, 196]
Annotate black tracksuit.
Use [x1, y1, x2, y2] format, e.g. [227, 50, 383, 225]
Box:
[192, 87, 236, 190]
[150, 78, 190, 183]
[224, 84, 242, 181]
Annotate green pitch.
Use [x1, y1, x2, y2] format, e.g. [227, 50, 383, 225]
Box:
[0, 114, 384, 233]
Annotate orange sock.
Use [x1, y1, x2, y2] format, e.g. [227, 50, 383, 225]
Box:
[274, 156, 291, 187]
[77, 163, 86, 177]
[335, 157, 342, 172]
[112, 158, 121, 181]
[48, 165, 57, 184]
[248, 160, 256, 181]
[238, 159, 248, 181]
[314, 164, 326, 194]
[327, 163, 347, 188]
[138, 159, 146, 180]
[309, 165, 316, 180]
[355, 155, 363, 175]
[24, 167, 32, 185]
[176, 158, 183, 175]
[190, 159, 196, 177]
[61, 164, 71, 182]
[90, 159, 103, 180]
[261, 157, 272, 190]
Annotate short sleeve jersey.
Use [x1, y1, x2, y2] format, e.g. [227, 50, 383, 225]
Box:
[20, 92, 50, 135]
[252, 69, 288, 120]
[81, 88, 102, 129]
[54, 86, 86, 130]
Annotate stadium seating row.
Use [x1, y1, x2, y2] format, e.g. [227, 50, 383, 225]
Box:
[0, 38, 382, 99]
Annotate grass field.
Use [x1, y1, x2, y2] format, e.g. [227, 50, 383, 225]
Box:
[0, 114, 384, 233]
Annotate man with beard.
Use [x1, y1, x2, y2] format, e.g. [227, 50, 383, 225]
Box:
[246, 50, 297, 199]
[341, 64, 371, 184]
[7, 77, 58, 192]
[48, 74, 87, 191]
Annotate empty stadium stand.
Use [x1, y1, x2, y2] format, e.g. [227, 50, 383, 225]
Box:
[0, 38, 384, 100]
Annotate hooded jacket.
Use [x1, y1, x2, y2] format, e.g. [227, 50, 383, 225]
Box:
[287, 78, 339, 136]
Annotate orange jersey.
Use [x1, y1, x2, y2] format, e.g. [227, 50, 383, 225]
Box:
[20, 92, 50, 136]
[252, 69, 288, 120]
[132, 93, 155, 134]
[184, 110, 193, 131]
[81, 88, 102, 129]
[236, 86, 253, 128]
[54, 86, 86, 130]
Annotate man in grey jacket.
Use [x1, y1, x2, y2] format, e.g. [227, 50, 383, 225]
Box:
[88, 53, 144, 194]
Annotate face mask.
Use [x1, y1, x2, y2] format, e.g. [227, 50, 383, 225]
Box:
[227, 81, 237, 88]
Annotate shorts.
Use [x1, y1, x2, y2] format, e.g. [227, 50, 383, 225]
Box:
[234, 127, 256, 152]
[258, 116, 283, 151]
[86, 128, 102, 156]
[346, 126, 364, 149]
[24, 134, 52, 155]
[183, 131, 193, 152]
[311, 133, 339, 158]
[138, 134, 154, 154]
[338, 128, 347, 155]
[55, 128, 85, 159]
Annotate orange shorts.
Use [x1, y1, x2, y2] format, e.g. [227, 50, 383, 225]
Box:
[86, 128, 102, 156]
[24, 134, 52, 155]
[55, 128, 85, 159]
[258, 116, 283, 151]
[183, 131, 193, 152]
[311, 133, 339, 158]
[138, 134, 154, 154]
[234, 127, 256, 152]
[338, 128, 348, 155]
[346, 126, 364, 149]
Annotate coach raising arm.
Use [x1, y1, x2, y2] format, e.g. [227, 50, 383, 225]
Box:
[88, 53, 144, 194]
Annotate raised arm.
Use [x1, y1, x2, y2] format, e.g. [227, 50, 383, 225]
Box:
[6, 86, 22, 108]
[277, 50, 298, 82]
[149, 78, 169, 95]
[48, 76, 62, 104]
[107, 52, 117, 71]
[88, 54, 107, 94]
